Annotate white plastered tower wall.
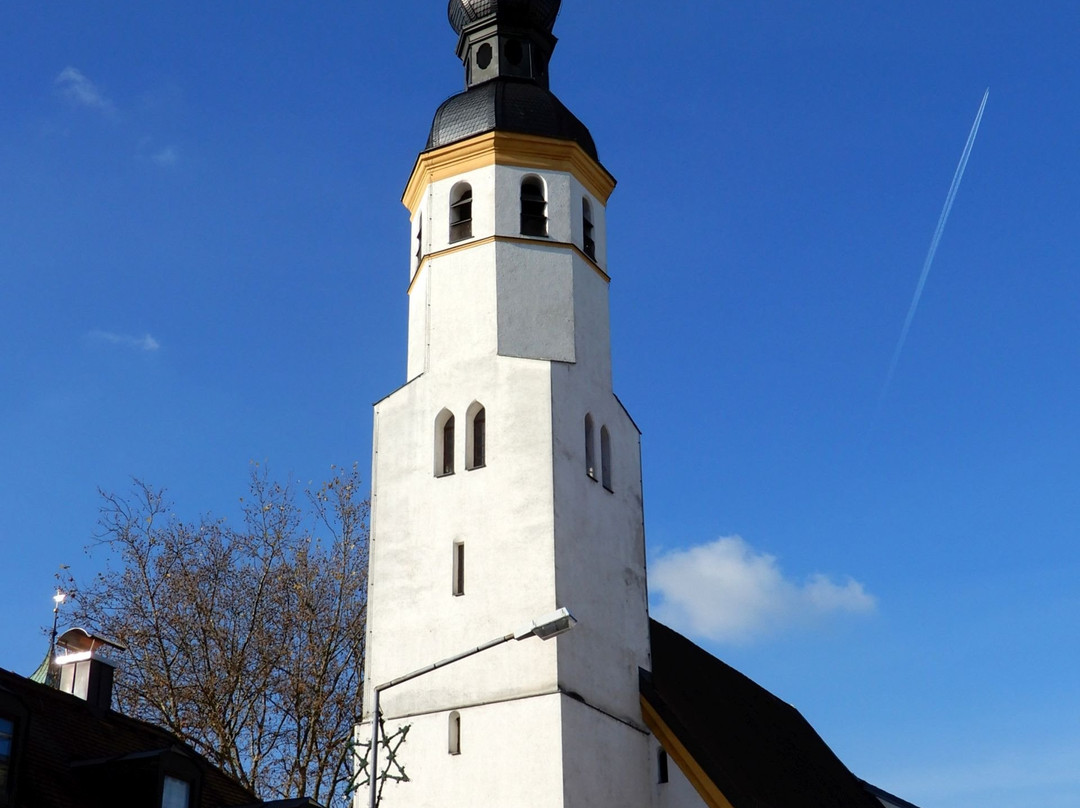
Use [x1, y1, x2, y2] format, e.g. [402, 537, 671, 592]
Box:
[358, 128, 674, 807]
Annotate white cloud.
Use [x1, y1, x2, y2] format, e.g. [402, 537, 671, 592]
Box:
[87, 330, 160, 352]
[151, 145, 179, 167]
[650, 535, 876, 643]
[55, 67, 114, 113]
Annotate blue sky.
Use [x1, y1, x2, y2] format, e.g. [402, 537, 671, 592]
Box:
[2, 2, 1079, 805]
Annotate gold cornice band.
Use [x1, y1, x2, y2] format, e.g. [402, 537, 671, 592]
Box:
[640, 695, 736, 808]
[402, 131, 617, 214]
[406, 235, 611, 295]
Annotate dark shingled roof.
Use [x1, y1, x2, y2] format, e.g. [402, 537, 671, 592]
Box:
[0, 667, 257, 808]
[644, 620, 884, 808]
[427, 78, 598, 159]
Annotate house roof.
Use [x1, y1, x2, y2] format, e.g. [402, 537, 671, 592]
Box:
[0, 667, 256, 808]
[642, 619, 886, 808]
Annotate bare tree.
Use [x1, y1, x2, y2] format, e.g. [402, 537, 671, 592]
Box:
[69, 465, 368, 808]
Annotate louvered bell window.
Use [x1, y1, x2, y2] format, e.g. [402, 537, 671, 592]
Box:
[450, 183, 473, 243]
[520, 177, 548, 237]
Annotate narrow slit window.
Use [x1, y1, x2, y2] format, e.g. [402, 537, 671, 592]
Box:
[435, 410, 455, 477]
[520, 176, 548, 237]
[584, 414, 596, 480]
[600, 425, 612, 491]
[582, 198, 596, 260]
[449, 182, 473, 242]
[448, 711, 461, 755]
[452, 542, 465, 597]
[658, 748, 669, 784]
[415, 213, 424, 267]
[467, 405, 486, 470]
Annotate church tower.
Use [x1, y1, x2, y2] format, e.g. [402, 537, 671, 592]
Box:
[362, 2, 654, 805]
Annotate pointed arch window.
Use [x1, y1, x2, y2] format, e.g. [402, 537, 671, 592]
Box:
[466, 403, 486, 470]
[450, 182, 473, 242]
[448, 711, 462, 755]
[582, 198, 596, 260]
[600, 425, 612, 491]
[584, 414, 596, 480]
[435, 409, 455, 477]
[520, 176, 548, 237]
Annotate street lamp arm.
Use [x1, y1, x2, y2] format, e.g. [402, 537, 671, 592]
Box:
[376, 632, 514, 694]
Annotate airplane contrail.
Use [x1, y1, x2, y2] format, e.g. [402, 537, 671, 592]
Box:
[877, 88, 989, 410]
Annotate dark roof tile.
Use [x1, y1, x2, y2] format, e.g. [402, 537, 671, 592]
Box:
[427, 78, 598, 159]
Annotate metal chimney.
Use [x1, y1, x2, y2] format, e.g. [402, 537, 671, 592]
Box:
[53, 627, 126, 711]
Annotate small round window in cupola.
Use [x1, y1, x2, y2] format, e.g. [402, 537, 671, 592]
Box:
[476, 42, 493, 70]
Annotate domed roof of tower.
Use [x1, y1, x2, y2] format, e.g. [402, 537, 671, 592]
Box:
[448, 0, 562, 35]
[427, 79, 597, 159]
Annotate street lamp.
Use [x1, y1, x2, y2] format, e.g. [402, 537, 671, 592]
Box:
[366, 607, 577, 808]
[49, 589, 66, 661]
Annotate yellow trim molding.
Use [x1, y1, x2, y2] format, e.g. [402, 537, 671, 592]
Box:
[641, 695, 736, 808]
[407, 235, 610, 295]
[402, 131, 617, 214]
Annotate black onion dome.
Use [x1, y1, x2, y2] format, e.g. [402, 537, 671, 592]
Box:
[448, 0, 561, 34]
[427, 78, 597, 159]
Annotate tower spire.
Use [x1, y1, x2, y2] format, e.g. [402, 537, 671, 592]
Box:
[427, 0, 597, 158]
